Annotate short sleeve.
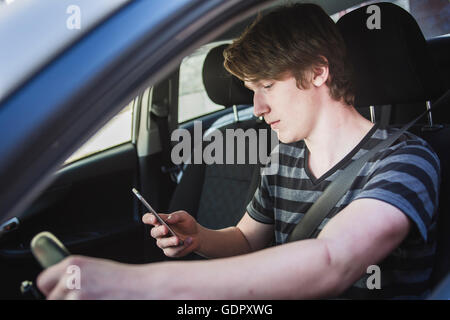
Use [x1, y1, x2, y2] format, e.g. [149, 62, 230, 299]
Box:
[354, 143, 440, 242]
[246, 160, 275, 224]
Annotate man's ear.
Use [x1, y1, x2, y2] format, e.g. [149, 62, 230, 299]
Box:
[311, 64, 329, 87]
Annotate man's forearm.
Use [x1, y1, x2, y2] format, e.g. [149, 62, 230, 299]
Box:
[141, 238, 347, 299]
[194, 225, 252, 259]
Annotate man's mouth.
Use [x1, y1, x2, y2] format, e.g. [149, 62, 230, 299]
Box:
[268, 120, 280, 129]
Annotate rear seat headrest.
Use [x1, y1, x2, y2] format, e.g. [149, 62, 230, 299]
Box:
[337, 2, 445, 107]
[202, 44, 253, 108]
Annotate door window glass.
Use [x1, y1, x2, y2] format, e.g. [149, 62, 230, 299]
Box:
[64, 99, 134, 164]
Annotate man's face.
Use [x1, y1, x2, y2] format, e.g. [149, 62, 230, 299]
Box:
[245, 74, 318, 144]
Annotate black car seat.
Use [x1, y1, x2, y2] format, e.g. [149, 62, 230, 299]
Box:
[168, 45, 271, 243]
[428, 35, 450, 92]
[388, 34, 450, 126]
[337, 2, 450, 294]
[347, 33, 449, 127]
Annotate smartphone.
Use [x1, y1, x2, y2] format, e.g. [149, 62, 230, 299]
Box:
[132, 188, 183, 246]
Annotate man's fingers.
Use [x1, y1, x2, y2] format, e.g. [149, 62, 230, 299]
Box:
[163, 237, 193, 257]
[156, 236, 182, 249]
[36, 258, 70, 296]
[142, 213, 159, 226]
[143, 211, 187, 226]
[150, 225, 168, 238]
[46, 279, 69, 300]
[37, 269, 59, 296]
[142, 213, 175, 226]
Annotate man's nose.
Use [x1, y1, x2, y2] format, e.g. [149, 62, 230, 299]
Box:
[253, 93, 269, 118]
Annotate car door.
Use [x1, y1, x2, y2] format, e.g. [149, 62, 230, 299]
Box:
[0, 96, 153, 299]
[0, 37, 253, 302]
[0, 0, 279, 300]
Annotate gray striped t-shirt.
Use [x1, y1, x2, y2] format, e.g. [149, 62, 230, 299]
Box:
[247, 124, 440, 299]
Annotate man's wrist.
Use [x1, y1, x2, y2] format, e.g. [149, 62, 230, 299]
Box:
[194, 223, 210, 258]
[136, 262, 180, 299]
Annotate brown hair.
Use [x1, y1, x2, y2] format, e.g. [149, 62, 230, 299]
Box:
[223, 3, 355, 105]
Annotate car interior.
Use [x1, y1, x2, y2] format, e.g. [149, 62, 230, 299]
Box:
[0, 0, 449, 299]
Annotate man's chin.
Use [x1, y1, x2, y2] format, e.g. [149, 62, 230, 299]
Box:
[277, 133, 304, 144]
[277, 135, 291, 144]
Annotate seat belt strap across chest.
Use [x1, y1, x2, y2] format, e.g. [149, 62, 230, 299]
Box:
[286, 90, 450, 243]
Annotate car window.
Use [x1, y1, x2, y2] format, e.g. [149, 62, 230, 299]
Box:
[331, 0, 449, 39]
[64, 99, 135, 164]
[178, 41, 230, 123]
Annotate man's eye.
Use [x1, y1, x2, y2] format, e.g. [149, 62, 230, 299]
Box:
[263, 83, 273, 89]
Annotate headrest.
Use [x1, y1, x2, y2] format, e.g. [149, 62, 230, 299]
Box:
[337, 2, 445, 107]
[202, 44, 253, 108]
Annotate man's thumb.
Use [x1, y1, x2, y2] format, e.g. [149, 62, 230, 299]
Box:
[166, 213, 179, 224]
[166, 211, 187, 224]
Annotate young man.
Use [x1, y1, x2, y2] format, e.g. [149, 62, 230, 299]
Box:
[37, 4, 439, 299]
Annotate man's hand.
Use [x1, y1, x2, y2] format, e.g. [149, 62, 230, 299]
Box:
[36, 255, 147, 300]
[142, 210, 200, 258]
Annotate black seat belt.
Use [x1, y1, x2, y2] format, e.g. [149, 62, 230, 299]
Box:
[151, 102, 181, 183]
[287, 90, 450, 243]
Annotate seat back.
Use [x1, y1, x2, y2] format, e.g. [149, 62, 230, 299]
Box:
[337, 2, 450, 290]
